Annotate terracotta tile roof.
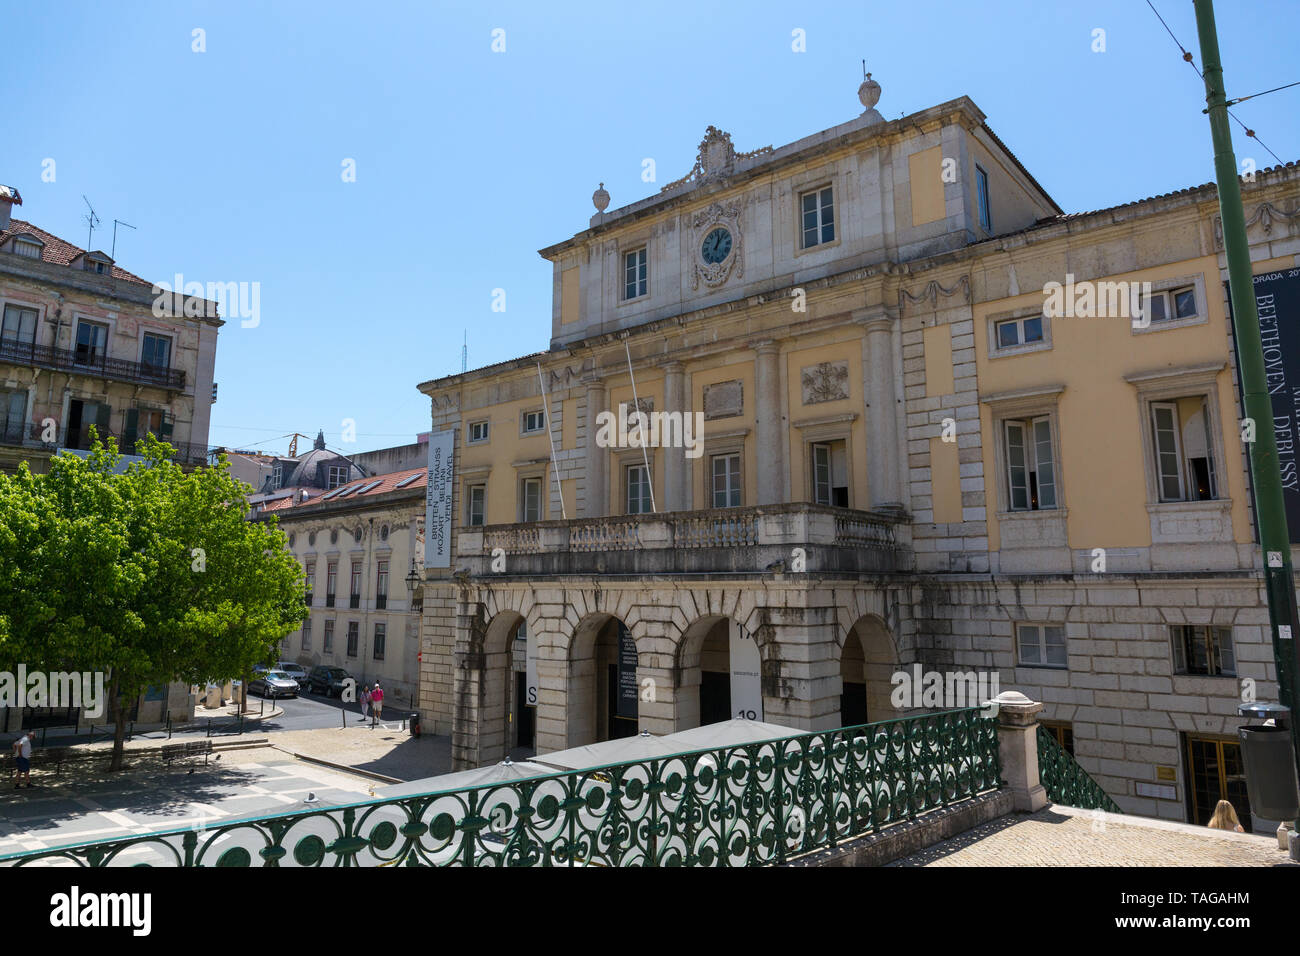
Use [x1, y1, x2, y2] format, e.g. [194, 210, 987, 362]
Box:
[0, 218, 150, 286]
[259, 466, 428, 514]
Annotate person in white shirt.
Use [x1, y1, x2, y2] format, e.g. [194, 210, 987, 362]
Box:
[12, 732, 32, 789]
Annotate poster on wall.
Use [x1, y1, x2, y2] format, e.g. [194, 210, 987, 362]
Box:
[729, 620, 763, 720]
[617, 621, 639, 719]
[1227, 269, 1300, 543]
[424, 428, 456, 569]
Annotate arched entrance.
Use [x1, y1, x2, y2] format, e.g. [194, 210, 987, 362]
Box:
[838, 615, 900, 728]
[676, 615, 763, 730]
[567, 613, 638, 746]
[478, 610, 523, 764]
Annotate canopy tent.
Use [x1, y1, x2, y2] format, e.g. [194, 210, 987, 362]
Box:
[375, 759, 559, 799]
[530, 731, 689, 772]
[657, 718, 803, 752]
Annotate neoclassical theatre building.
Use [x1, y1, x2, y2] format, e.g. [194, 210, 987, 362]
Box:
[416, 76, 1300, 826]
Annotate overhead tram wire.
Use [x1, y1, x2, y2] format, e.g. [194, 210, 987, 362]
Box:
[1144, 0, 1288, 168]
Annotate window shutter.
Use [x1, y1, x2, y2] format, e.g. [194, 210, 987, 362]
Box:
[1033, 417, 1056, 509]
[123, 409, 139, 450]
[1201, 398, 1218, 498]
[160, 414, 174, 440]
[94, 403, 112, 438]
[1005, 421, 1028, 510]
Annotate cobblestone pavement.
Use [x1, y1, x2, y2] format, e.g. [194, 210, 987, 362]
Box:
[891, 805, 1297, 867]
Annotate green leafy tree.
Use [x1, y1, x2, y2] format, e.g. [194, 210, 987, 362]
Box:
[0, 432, 306, 770]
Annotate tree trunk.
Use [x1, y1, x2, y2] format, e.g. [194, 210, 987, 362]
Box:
[108, 672, 127, 772]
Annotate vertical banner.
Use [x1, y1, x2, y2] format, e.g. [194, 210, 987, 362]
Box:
[1228, 269, 1300, 542]
[616, 620, 639, 719]
[424, 428, 456, 568]
[729, 620, 763, 720]
[523, 620, 538, 707]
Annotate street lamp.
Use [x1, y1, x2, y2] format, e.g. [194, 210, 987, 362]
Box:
[405, 559, 422, 607]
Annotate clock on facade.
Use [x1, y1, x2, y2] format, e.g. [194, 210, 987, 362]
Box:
[701, 227, 732, 264]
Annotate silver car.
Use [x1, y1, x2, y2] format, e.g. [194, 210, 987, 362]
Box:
[276, 661, 310, 691]
[249, 670, 299, 699]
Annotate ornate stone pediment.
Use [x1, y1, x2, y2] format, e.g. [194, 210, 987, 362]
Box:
[661, 126, 773, 193]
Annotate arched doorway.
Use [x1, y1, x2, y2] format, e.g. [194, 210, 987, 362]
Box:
[567, 613, 638, 746]
[677, 615, 763, 730]
[838, 615, 900, 728]
[478, 610, 522, 764]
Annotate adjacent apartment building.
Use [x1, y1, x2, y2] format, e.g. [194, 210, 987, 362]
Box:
[413, 76, 1300, 829]
[0, 186, 220, 474]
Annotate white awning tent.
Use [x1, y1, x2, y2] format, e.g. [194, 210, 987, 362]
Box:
[375, 759, 560, 799]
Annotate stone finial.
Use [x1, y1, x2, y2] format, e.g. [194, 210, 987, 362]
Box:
[592, 182, 610, 213]
[858, 72, 881, 110]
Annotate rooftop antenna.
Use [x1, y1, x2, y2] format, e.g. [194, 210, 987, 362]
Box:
[461, 330, 467, 373]
[111, 219, 136, 260]
[81, 196, 100, 251]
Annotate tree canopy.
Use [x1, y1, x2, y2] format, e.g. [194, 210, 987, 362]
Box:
[0, 433, 306, 768]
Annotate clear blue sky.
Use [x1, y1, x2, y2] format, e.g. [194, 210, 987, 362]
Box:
[6, 0, 1298, 456]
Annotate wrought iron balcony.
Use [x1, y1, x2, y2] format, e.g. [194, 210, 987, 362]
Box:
[1, 423, 208, 465]
[457, 502, 912, 576]
[0, 338, 186, 391]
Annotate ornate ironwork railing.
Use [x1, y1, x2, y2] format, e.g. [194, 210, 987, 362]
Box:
[0, 338, 186, 390]
[0, 709, 1000, 868]
[1036, 725, 1122, 813]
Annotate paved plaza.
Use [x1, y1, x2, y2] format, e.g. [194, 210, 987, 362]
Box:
[892, 805, 1298, 867]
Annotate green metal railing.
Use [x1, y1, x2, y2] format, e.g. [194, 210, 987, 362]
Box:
[0, 708, 1000, 868]
[1036, 726, 1123, 814]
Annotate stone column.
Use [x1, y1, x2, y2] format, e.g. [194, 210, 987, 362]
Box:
[854, 307, 903, 509]
[753, 340, 785, 505]
[662, 361, 686, 512]
[582, 375, 608, 517]
[990, 691, 1048, 812]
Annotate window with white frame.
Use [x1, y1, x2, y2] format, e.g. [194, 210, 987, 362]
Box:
[522, 409, 545, 434]
[800, 186, 835, 249]
[1003, 416, 1057, 511]
[520, 476, 543, 522]
[469, 420, 489, 443]
[1017, 623, 1066, 668]
[1150, 397, 1218, 502]
[1, 304, 37, 347]
[1171, 625, 1235, 677]
[626, 463, 653, 514]
[1144, 285, 1198, 325]
[271, 463, 283, 490]
[810, 440, 848, 507]
[301, 618, 312, 652]
[711, 453, 741, 508]
[994, 314, 1044, 351]
[976, 164, 992, 232]
[624, 247, 647, 300]
[468, 483, 486, 526]
[326, 464, 349, 490]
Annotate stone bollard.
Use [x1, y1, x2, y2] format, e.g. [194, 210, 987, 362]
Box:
[986, 690, 1048, 813]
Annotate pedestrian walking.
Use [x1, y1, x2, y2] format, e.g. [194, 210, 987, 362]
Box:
[11, 731, 32, 789]
[359, 685, 371, 722]
[1207, 799, 1245, 832]
[371, 682, 384, 722]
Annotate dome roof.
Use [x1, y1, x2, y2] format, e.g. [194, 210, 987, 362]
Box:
[288, 447, 364, 489]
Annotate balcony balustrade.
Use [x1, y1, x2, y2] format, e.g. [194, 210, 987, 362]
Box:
[458, 502, 912, 576]
[0, 338, 186, 391]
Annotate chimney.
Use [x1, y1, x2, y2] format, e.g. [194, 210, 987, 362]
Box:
[0, 184, 22, 232]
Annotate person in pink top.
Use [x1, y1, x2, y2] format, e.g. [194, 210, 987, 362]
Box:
[371, 683, 384, 722]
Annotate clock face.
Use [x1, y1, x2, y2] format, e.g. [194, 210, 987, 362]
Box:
[701, 227, 732, 265]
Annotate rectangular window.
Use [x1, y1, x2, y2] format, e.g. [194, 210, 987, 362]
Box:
[1004, 417, 1057, 511]
[326, 561, 337, 607]
[522, 410, 545, 434]
[1150, 398, 1217, 502]
[373, 623, 386, 661]
[305, 561, 315, 605]
[711, 453, 741, 508]
[994, 314, 1044, 350]
[626, 463, 653, 514]
[810, 440, 848, 507]
[1, 304, 37, 348]
[1040, 720, 1075, 756]
[1171, 625, 1236, 676]
[12, 239, 41, 259]
[976, 164, 992, 232]
[74, 320, 109, 365]
[271, 464, 284, 490]
[468, 420, 489, 443]
[1017, 624, 1067, 668]
[624, 247, 647, 300]
[521, 476, 542, 522]
[1, 390, 28, 443]
[801, 186, 835, 249]
[468, 483, 486, 526]
[141, 333, 171, 369]
[1145, 286, 1198, 324]
[349, 561, 361, 609]
[375, 559, 388, 610]
[326, 465, 348, 490]
[301, 618, 312, 652]
[346, 621, 359, 658]
[323, 619, 335, 654]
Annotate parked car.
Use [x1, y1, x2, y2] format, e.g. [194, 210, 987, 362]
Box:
[248, 670, 299, 699]
[307, 665, 353, 697]
[276, 662, 310, 691]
